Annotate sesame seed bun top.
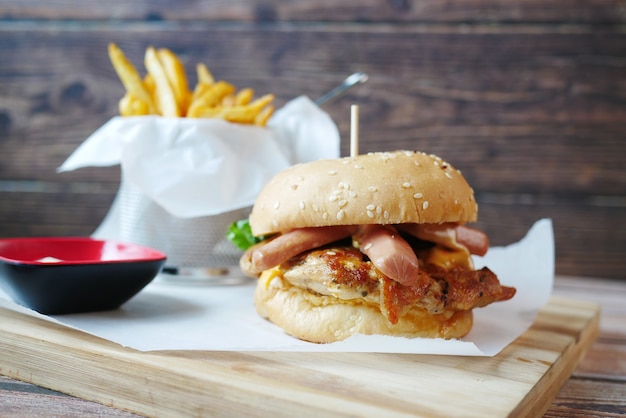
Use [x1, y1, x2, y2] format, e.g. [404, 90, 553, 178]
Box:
[248, 150, 478, 236]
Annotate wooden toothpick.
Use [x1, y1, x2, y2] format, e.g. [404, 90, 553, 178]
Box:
[350, 104, 359, 157]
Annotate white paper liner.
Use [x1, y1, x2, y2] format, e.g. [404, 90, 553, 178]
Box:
[58, 96, 340, 269]
[0, 219, 554, 356]
[59, 96, 340, 217]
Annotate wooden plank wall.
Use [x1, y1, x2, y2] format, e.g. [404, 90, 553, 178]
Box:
[1, 1, 625, 279]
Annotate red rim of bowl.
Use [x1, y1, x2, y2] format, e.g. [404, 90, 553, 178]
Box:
[0, 237, 167, 266]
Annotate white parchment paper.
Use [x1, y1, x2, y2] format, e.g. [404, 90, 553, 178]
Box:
[0, 219, 553, 356]
[58, 95, 340, 218]
[56, 96, 341, 269]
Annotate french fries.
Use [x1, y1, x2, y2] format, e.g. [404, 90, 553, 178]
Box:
[187, 81, 236, 118]
[144, 46, 181, 117]
[108, 43, 275, 125]
[196, 62, 215, 85]
[108, 44, 155, 114]
[195, 94, 275, 124]
[119, 92, 151, 117]
[157, 48, 191, 115]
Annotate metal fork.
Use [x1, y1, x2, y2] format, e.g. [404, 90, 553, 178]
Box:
[314, 72, 369, 106]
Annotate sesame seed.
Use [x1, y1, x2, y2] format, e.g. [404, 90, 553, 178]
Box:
[354, 164, 363, 169]
[274, 201, 280, 209]
[329, 195, 338, 202]
[384, 211, 389, 219]
[349, 191, 357, 198]
[402, 182, 411, 188]
[327, 251, 336, 256]
[376, 205, 382, 214]
[328, 170, 337, 175]
[414, 193, 423, 199]
[333, 190, 342, 195]
[367, 210, 375, 218]
[445, 172, 453, 179]
[423, 201, 429, 210]
[322, 212, 328, 220]
[337, 210, 345, 220]
[368, 186, 378, 192]
[338, 199, 347, 207]
[366, 204, 376, 210]
[299, 200, 305, 209]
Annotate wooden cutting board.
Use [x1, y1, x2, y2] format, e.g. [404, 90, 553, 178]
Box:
[0, 296, 599, 418]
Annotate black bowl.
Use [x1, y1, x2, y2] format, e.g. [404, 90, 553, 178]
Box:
[0, 237, 166, 315]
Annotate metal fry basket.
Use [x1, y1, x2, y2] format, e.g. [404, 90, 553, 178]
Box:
[117, 177, 249, 280]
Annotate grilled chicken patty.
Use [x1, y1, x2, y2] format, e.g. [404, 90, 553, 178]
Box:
[280, 246, 515, 324]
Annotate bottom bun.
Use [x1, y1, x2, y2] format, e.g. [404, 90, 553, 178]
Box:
[254, 271, 473, 343]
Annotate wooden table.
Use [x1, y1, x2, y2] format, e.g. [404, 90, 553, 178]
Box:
[1, 275, 624, 417]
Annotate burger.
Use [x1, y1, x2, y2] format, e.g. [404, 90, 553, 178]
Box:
[234, 150, 516, 343]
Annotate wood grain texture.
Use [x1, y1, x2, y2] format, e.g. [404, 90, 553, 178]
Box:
[0, 296, 600, 417]
[1, 0, 625, 23]
[2, 25, 625, 188]
[0, 376, 142, 418]
[546, 379, 626, 417]
[1, 275, 625, 417]
[1, 2, 625, 278]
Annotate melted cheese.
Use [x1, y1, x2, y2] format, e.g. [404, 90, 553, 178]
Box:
[419, 245, 473, 270]
[414, 223, 474, 270]
[261, 267, 283, 289]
